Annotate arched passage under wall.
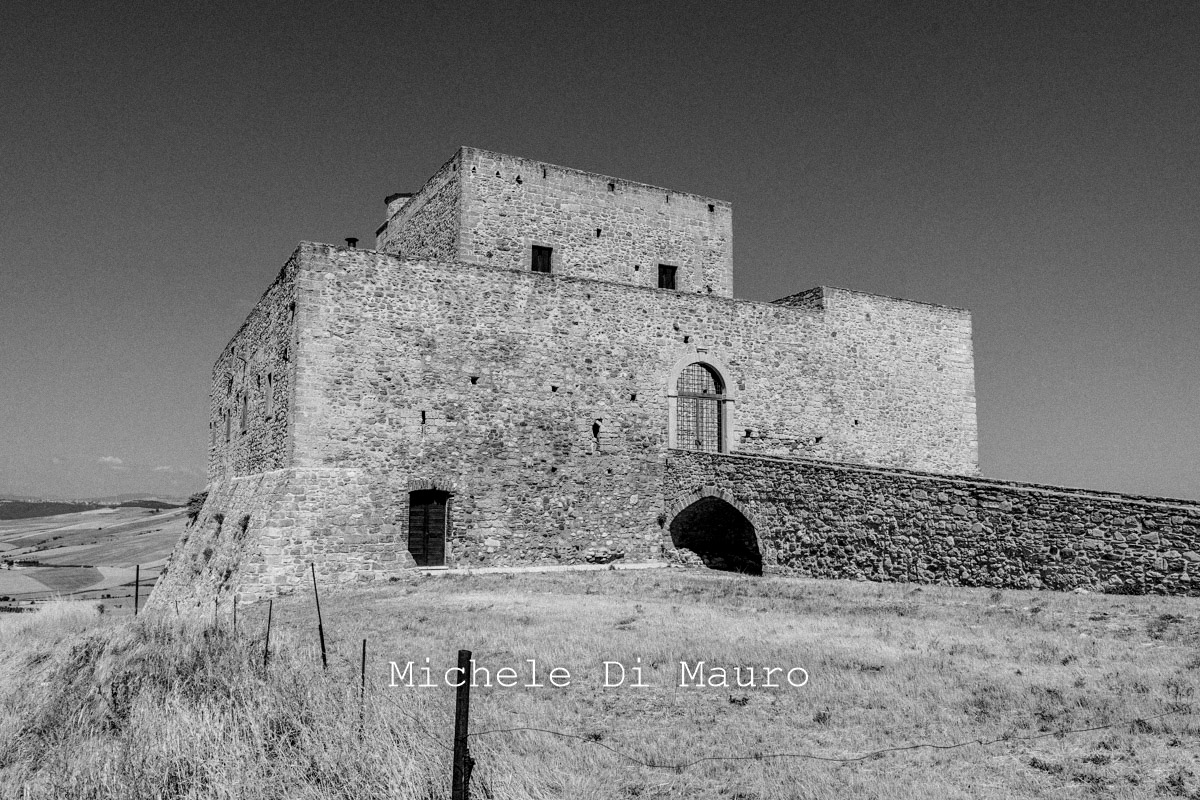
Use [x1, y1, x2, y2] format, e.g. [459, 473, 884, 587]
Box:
[669, 496, 762, 575]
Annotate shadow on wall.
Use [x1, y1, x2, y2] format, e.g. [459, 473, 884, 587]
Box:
[669, 497, 762, 575]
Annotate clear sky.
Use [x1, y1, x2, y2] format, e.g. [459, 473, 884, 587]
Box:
[2, 0, 1198, 501]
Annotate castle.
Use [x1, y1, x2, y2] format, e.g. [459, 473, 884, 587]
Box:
[150, 147, 1199, 608]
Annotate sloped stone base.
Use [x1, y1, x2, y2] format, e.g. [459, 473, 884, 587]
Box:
[147, 467, 412, 613]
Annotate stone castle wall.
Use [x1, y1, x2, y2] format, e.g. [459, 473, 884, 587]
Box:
[666, 450, 1200, 595]
[157, 146, 1196, 607]
[376, 147, 734, 297]
[374, 152, 462, 261]
[208, 255, 298, 481]
[752, 286, 977, 466]
[147, 467, 411, 610]
[275, 242, 976, 568]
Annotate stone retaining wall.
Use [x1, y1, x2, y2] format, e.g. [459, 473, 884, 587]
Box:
[665, 450, 1200, 595]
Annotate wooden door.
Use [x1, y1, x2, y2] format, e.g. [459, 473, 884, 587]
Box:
[408, 490, 448, 566]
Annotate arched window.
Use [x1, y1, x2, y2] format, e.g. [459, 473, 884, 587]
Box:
[675, 362, 726, 452]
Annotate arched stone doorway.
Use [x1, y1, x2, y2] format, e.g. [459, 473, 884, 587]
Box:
[669, 496, 762, 575]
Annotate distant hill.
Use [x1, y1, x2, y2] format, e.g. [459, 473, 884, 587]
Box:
[76, 493, 190, 506]
[0, 497, 184, 520]
[111, 500, 183, 511]
[0, 500, 103, 520]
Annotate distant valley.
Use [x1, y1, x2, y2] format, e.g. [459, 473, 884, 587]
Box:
[0, 501, 188, 612]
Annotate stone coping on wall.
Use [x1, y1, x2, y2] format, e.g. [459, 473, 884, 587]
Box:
[416, 562, 672, 577]
[774, 285, 970, 314]
[667, 449, 1200, 512]
[460, 146, 732, 208]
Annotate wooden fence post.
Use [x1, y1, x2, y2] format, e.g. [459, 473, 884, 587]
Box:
[310, 563, 327, 670]
[452, 649, 474, 800]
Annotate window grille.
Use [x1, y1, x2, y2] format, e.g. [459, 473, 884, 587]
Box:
[676, 363, 724, 452]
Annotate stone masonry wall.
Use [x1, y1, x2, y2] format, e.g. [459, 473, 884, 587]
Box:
[666, 450, 1200, 595]
[147, 467, 411, 612]
[282, 243, 977, 569]
[374, 151, 462, 260]
[758, 287, 978, 465]
[460, 148, 733, 296]
[208, 255, 298, 481]
[375, 147, 734, 297]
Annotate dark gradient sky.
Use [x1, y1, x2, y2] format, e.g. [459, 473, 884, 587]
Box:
[3, 0, 1198, 500]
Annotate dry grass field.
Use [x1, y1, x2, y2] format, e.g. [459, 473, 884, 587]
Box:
[1, 569, 1198, 799]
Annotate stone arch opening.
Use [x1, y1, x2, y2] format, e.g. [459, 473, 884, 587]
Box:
[669, 496, 762, 575]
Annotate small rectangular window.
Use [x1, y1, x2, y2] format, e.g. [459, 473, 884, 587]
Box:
[658, 264, 677, 290]
[531, 245, 553, 273]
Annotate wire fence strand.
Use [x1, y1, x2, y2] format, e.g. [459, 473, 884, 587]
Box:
[466, 709, 1186, 771]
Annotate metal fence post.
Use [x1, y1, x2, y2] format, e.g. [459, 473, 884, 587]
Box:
[310, 563, 327, 670]
[263, 599, 273, 671]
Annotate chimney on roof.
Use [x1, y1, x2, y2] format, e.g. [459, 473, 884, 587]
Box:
[345, 237, 358, 248]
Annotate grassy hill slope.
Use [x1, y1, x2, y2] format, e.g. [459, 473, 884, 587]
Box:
[1, 570, 1198, 798]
